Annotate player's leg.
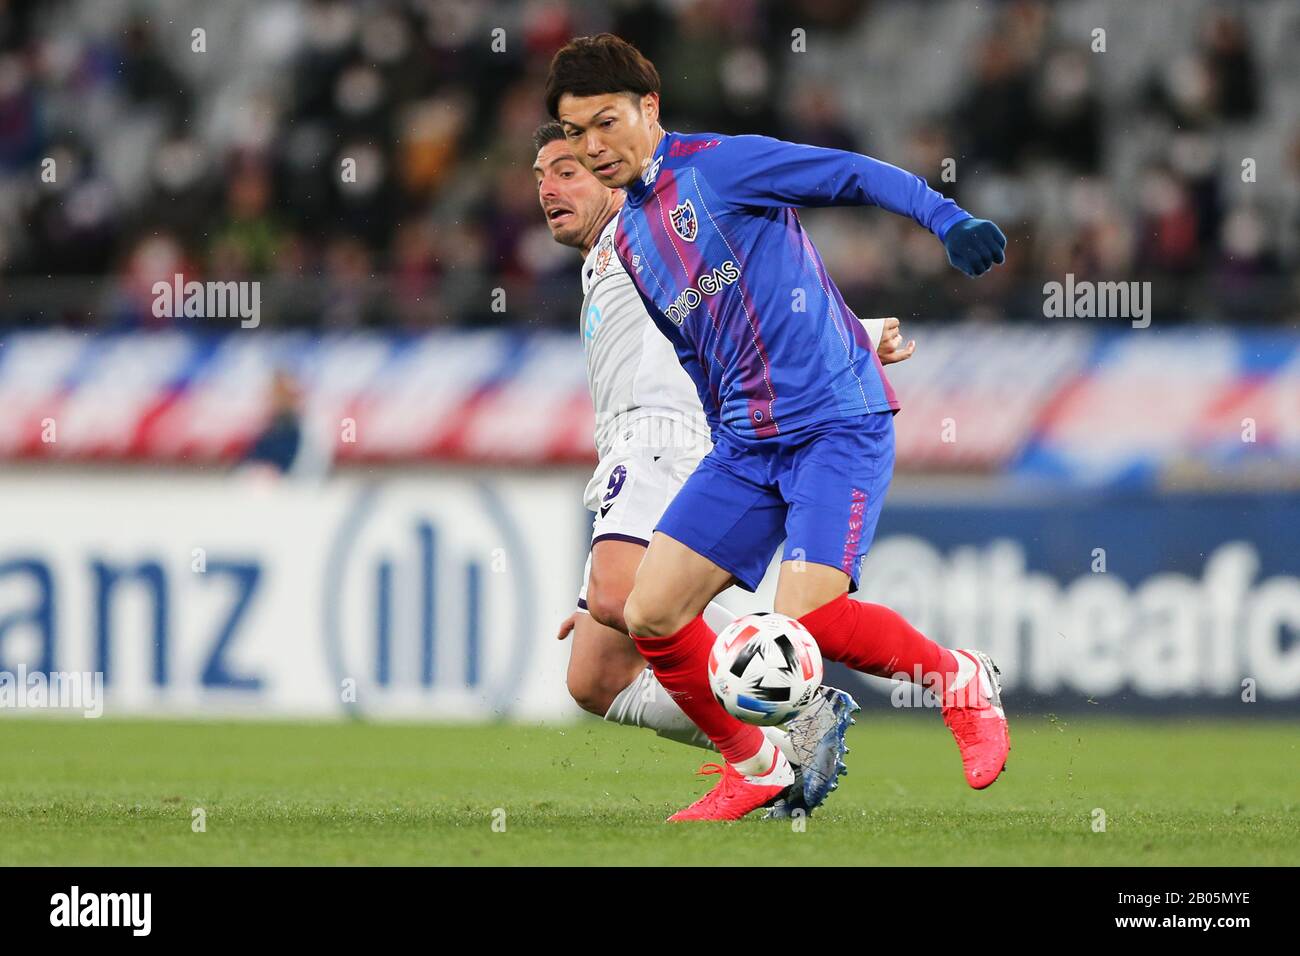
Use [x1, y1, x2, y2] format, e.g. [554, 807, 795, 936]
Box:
[568, 608, 715, 749]
[578, 443, 741, 745]
[626, 530, 795, 818]
[582, 429, 711, 636]
[622, 530, 733, 637]
[570, 448, 679, 714]
[570, 540, 756, 750]
[776, 412, 1010, 789]
[585, 425, 865, 817]
[565, 606, 646, 717]
[623, 446, 804, 819]
[620, 529, 737, 741]
[776, 559, 960, 694]
[773, 560, 852, 619]
[583, 536, 645, 635]
[575, 443, 794, 757]
[581, 517, 840, 786]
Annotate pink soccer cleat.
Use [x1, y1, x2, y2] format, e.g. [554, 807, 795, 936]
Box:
[667, 751, 796, 822]
[941, 649, 1011, 790]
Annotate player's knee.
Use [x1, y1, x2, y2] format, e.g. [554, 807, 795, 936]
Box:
[585, 583, 629, 633]
[566, 657, 641, 717]
[565, 666, 614, 716]
[622, 591, 653, 638]
[623, 589, 681, 639]
[587, 546, 637, 632]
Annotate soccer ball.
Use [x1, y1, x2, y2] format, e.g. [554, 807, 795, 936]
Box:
[708, 612, 823, 726]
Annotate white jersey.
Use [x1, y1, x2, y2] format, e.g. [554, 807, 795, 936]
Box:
[580, 212, 709, 458]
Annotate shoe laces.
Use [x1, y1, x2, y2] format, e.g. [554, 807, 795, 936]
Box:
[694, 762, 740, 804]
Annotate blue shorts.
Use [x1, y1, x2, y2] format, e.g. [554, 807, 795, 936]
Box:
[655, 412, 895, 592]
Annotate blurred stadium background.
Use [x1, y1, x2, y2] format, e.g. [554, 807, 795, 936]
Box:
[1, 0, 1298, 726]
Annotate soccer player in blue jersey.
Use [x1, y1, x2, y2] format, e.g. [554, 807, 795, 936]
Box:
[546, 34, 1011, 821]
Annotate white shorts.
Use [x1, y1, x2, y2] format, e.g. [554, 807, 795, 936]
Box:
[577, 415, 712, 611]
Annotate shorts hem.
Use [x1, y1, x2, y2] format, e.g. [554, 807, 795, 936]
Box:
[780, 553, 862, 593]
[591, 532, 651, 548]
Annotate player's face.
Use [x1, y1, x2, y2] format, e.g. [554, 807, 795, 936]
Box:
[556, 92, 660, 190]
[534, 140, 612, 249]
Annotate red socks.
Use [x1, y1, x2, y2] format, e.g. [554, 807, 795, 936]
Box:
[629, 599, 953, 764]
[631, 615, 766, 764]
[799, 594, 960, 693]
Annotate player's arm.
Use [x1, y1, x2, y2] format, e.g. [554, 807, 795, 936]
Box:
[695, 135, 1005, 277]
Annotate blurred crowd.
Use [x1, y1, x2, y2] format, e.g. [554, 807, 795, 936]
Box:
[1, 0, 1298, 331]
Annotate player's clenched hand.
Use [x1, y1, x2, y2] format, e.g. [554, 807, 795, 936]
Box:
[556, 611, 579, 641]
[876, 317, 916, 365]
[943, 218, 1006, 277]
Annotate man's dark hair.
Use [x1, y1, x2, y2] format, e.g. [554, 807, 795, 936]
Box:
[545, 33, 661, 120]
[532, 121, 567, 154]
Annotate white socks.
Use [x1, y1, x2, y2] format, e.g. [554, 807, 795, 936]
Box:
[731, 735, 793, 784]
[700, 599, 738, 636]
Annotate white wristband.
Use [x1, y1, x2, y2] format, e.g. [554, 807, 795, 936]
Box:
[859, 317, 888, 350]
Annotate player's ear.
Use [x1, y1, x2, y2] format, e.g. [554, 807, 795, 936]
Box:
[640, 92, 660, 125]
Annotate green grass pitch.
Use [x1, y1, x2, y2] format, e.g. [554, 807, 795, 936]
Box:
[1, 713, 1295, 865]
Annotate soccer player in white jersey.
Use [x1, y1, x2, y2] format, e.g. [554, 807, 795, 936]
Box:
[531, 122, 916, 814]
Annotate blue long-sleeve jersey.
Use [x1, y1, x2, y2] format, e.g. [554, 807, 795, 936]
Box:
[612, 131, 971, 441]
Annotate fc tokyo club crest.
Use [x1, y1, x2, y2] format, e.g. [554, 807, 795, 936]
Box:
[669, 199, 698, 242]
[594, 234, 614, 275]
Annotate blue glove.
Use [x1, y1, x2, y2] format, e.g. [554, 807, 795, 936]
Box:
[943, 218, 1006, 277]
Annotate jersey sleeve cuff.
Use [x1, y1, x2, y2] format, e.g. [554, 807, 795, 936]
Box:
[933, 207, 972, 242]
